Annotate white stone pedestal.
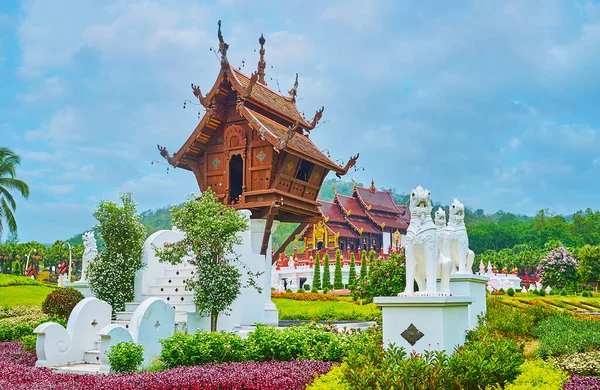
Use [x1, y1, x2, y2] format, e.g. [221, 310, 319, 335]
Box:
[449, 274, 489, 329]
[65, 281, 94, 298]
[374, 296, 472, 355]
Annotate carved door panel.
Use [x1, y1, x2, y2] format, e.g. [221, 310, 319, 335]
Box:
[207, 151, 225, 196]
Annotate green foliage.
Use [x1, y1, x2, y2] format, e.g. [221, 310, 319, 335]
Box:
[106, 341, 144, 373]
[323, 287, 330, 294]
[41, 287, 84, 320]
[533, 315, 600, 357]
[0, 273, 43, 287]
[505, 359, 568, 390]
[552, 351, 600, 377]
[303, 283, 310, 291]
[322, 254, 331, 289]
[0, 147, 30, 238]
[0, 306, 66, 342]
[273, 297, 380, 321]
[352, 251, 406, 302]
[20, 334, 37, 353]
[0, 285, 57, 307]
[296, 288, 304, 293]
[88, 193, 146, 314]
[560, 289, 568, 296]
[507, 288, 515, 296]
[359, 250, 367, 280]
[154, 190, 251, 332]
[333, 249, 343, 289]
[312, 253, 321, 290]
[484, 297, 553, 340]
[160, 324, 363, 368]
[347, 253, 357, 289]
[539, 288, 546, 296]
[311, 287, 318, 293]
[307, 364, 349, 390]
[578, 245, 600, 286]
[12, 260, 21, 276]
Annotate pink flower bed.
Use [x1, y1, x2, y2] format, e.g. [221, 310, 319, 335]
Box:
[0, 342, 334, 390]
[563, 375, 600, 390]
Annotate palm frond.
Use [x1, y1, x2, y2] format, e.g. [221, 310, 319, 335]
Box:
[0, 178, 29, 198]
[0, 198, 16, 235]
[0, 186, 16, 211]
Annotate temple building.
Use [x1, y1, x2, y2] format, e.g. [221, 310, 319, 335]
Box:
[158, 21, 359, 255]
[301, 180, 410, 258]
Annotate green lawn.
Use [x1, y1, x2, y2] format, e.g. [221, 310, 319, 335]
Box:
[0, 285, 55, 307]
[273, 298, 381, 321]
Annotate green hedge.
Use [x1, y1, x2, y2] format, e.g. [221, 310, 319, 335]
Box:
[533, 315, 600, 357]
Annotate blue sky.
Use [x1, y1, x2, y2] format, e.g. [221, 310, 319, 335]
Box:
[2, 0, 600, 243]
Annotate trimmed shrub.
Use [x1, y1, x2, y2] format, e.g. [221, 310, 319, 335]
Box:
[303, 283, 310, 291]
[160, 331, 246, 368]
[42, 288, 84, 320]
[296, 288, 304, 294]
[549, 289, 556, 296]
[307, 364, 349, 390]
[499, 288, 505, 293]
[285, 288, 293, 293]
[323, 288, 330, 294]
[532, 289, 540, 295]
[582, 291, 590, 298]
[507, 288, 515, 296]
[106, 341, 144, 373]
[271, 291, 339, 302]
[560, 289, 568, 296]
[311, 287, 318, 293]
[539, 288, 546, 297]
[19, 334, 37, 353]
[505, 359, 568, 390]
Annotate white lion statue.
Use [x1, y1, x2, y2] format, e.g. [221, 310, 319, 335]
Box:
[401, 186, 451, 295]
[446, 199, 474, 274]
[434, 207, 453, 292]
[80, 231, 98, 282]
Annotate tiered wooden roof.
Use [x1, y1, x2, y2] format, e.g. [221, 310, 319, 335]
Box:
[316, 181, 410, 239]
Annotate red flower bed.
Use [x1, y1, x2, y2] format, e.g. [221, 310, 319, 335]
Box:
[563, 375, 600, 390]
[0, 342, 334, 390]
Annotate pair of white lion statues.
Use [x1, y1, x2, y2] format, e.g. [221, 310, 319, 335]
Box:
[401, 186, 474, 296]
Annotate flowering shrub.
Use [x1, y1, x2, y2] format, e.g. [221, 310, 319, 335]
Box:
[563, 375, 600, 390]
[271, 291, 339, 302]
[88, 193, 146, 314]
[537, 246, 579, 289]
[42, 287, 84, 320]
[553, 351, 600, 376]
[107, 341, 144, 373]
[0, 342, 334, 390]
[352, 250, 406, 302]
[328, 289, 351, 296]
[160, 331, 246, 368]
[307, 364, 348, 390]
[0, 306, 66, 342]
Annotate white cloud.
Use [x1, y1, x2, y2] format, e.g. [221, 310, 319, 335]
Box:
[321, 0, 377, 31]
[14, 149, 64, 162]
[16, 76, 66, 103]
[509, 137, 520, 149]
[25, 106, 82, 144]
[36, 183, 78, 196]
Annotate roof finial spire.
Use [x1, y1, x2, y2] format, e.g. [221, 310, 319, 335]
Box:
[370, 177, 376, 192]
[288, 73, 298, 102]
[217, 20, 229, 68]
[257, 33, 267, 85]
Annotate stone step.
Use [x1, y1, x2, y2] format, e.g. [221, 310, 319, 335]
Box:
[125, 302, 142, 312]
[84, 349, 101, 364]
[142, 292, 194, 304]
[51, 363, 100, 375]
[112, 320, 131, 330]
[115, 311, 134, 321]
[164, 267, 196, 277]
[157, 275, 190, 285]
[147, 284, 192, 294]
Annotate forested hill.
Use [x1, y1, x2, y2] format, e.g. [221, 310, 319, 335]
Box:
[65, 179, 600, 256]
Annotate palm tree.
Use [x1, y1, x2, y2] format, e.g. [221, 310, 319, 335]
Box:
[0, 147, 29, 238]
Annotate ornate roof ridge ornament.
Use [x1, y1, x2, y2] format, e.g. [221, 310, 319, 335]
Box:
[243, 71, 259, 98]
[257, 33, 267, 85]
[308, 106, 324, 130]
[370, 178, 376, 192]
[157, 145, 177, 167]
[336, 153, 360, 178]
[217, 20, 229, 68]
[191, 83, 209, 107]
[288, 73, 298, 102]
[274, 121, 299, 153]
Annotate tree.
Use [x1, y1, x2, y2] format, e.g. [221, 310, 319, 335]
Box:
[45, 240, 68, 279]
[154, 190, 252, 332]
[0, 147, 29, 239]
[312, 253, 321, 290]
[322, 254, 331, 289]
[578, 245, 600, 288]
[348, 252, 357, 289]
[333, 249, 344, 289]
[88, 193, 146, 314]
[537, 246, 578, 289]
[368, 250, 376, 278]
[359, 250, 368, 280]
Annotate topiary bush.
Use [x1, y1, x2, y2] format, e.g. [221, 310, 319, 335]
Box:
[106, 341, 144, 373]
[532, 289, 540, 296]
[296, 288, 304, 294]
[285, 288, 293, 293]
[507, 288, 515, 297]
[499, 288, 505, 293]
[42, 288, 84, 320]
[560, 289, 568, 296]
[303, 283, 310, 291]
[311, 287, 318, 293]
[539, 289, 546, 297]
[505, 359, 568, 390]
[323, 288, 330, 294]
